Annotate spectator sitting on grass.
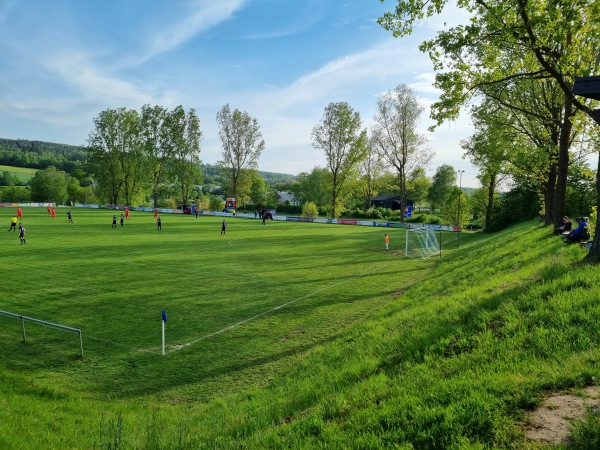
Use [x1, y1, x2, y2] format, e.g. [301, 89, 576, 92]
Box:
[555, 216, 572, 236]
[565, 217, 590, 243]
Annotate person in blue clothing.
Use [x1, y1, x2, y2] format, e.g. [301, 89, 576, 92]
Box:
[565, 217, 590, 243]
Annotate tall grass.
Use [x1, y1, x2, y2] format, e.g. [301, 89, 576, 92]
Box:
[1, 209, 598, 448]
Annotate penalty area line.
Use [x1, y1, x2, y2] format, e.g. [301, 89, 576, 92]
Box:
[163, 261, 390, 354]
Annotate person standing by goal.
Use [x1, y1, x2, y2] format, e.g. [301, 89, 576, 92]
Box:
[385, 233, 390, 251]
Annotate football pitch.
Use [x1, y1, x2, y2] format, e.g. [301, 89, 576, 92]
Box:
[1, 207, 436, 402]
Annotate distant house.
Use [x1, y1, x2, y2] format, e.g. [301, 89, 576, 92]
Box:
[370, 195, 414, 210]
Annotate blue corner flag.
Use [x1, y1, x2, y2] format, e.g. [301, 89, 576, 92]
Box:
[162, 310, 168, 322]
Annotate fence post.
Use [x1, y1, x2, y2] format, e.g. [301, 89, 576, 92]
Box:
[21, 316, 26, 342]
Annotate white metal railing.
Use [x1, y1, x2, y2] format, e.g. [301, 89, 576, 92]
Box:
[0, 310, 83, 357]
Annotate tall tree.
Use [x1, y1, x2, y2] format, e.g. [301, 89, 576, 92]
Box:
[216, 104, 265, 201]
[87, 108, 125, 205]
[379, 0, 600, 259]
[29, 166, 68, 203]
[312, 102, 368, 218]
[427, 164, 457, 212]
[406, 167, 431, 209]
[249, 171, 268, 209]
[291, 167, 331, 210]
[141, 104, 171, 208]
[116, 108, 145, 206]
[1, 171, 15, 186]
[168, 106, 203, 206]
[372, 84, 432, 221]
[358, 136, 385, 209]
[444, 186, 471, 227]
[461, 102, 512, 230]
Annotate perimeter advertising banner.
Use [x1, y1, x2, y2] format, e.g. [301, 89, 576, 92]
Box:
[389, 222, 406, 228]
[373, 221, 390, 227]
[286, 216, 314, 222]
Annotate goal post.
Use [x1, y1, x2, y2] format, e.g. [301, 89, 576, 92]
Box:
[405, 226, 441, 259]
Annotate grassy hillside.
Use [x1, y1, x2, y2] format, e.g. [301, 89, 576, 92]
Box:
[1, 211, 599, 448]
[0, 164, 36, 183]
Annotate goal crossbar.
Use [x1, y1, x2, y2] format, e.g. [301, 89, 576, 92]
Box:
[405, 226, 441, 259]
[0, 309, 83, 357]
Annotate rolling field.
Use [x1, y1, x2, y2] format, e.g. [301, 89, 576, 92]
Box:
[0, 164, 36, 182]
[4, 212, 600, 448]
[0, 207, 443, 405]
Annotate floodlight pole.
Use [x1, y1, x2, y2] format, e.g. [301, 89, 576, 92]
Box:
[457, 170, 464, 248]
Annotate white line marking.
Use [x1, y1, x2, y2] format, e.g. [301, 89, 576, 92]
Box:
[83, 255, 392, 355]
[163, 262, 388, 354]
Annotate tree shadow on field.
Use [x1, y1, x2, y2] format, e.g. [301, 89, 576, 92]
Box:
[87, 332, 342, 400]
[77, 262, 419, 399]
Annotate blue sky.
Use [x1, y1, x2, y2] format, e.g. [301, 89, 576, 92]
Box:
[0, 0, 478, 186]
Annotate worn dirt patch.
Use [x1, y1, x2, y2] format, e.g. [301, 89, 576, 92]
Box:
[524, 386, 600, 445]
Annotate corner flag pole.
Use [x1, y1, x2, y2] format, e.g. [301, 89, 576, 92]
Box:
[161, 310, 168, 355]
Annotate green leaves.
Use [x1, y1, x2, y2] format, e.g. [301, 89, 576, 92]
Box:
[216, 104, 265, 200]
[87, 105, 202, 206]
[312, 102, 368, 218]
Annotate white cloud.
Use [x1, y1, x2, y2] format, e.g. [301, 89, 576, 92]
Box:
[142, 0, 245, 64]
[0, 0, 481, 186]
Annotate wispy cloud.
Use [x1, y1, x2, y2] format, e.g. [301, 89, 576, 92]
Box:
[141, 0, 245, 63]
[208, 38, 445, 173]
[242, 0, 326, 40]
[0, 0, 480, 184]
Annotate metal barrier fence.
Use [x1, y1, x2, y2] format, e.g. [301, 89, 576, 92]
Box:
[0, 310, 83, 357]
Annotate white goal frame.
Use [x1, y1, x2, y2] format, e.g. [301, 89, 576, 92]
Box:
[405, 226, 441, 259]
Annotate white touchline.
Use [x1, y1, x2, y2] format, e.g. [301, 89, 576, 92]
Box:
[164, 262, 388, 354]
[84, 257, 390, 355]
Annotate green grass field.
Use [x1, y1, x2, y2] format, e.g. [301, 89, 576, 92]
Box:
[0, 208, 464, 447]
[0, 164, 36, 182]
[2, 210, 599, 448]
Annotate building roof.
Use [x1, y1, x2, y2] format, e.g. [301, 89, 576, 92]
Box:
[371, 195, 401, 201]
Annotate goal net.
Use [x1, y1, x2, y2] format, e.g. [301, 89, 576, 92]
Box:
[405, 227, 441, 259]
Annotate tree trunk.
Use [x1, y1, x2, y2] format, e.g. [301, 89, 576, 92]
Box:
[399, 173, 406, 224]
[551, 96, 572, 229]
[484, 172, 497, 231]
[543, 168, 555, 226]
[124, 174, 130, 206]
[583, 151, 600, 263]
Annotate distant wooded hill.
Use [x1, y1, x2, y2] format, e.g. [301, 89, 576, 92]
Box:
[0, 138, 86, 172]
[199, 163, 297, 185]
[0, 138, 297, 184]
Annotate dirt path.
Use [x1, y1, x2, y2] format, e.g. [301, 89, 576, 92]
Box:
[525, 386, 600, 445]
